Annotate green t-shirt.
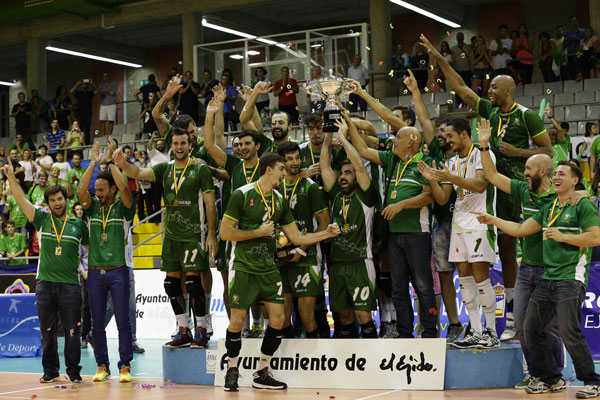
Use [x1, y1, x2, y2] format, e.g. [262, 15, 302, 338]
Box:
[225, 154, 261, 194]
[152, 161, 215, 242]
[9, 142, 30, 152]
[378, 150, 432, 233]
[27, 185, 47, 208]
[477, 98, 546, 181]
[2, 233, 26, 266]
[531, 197, 600, 286]
[66, 167, 86, 183]
[327, 180, 378, 263]
[279, 177, 328, 267]
[299, 141, 346, 172]
[590, 136, 600, 163]
[427, 136, 456, 222]
[510, 179, 556, 267]
[7, 196, 28, 228]
[224, 182, 295, 274]
[33, 209, 89, 284]
[86, 197, 135, 267]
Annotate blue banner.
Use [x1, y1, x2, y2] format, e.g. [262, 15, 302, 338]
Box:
[582, 262, 600, 360]
[0, 294, 41, 358]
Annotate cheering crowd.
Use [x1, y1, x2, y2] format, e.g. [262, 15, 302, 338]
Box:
[5, 33, 600, 398]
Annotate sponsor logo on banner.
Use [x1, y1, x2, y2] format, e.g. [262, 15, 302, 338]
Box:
[582, 263, 600, 360]
[494, 283, 505, 318]
[0, 294, 41, 358]
[214, 338, 446, 390]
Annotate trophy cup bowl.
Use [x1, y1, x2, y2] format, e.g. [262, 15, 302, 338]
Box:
[275, 225, 297, 262]
[307, 75, 357, 132]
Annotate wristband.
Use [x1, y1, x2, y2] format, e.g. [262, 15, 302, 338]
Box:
[479, 146, 490, 152]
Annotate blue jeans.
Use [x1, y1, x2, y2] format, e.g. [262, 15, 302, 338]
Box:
[87, 267, 132, 369]
[514, 264, 563, 377]
[36, 280, 81, 376]
[387, 232, 437, 338]
[105, 267, 137, 342]
[524, 279, 600, 385]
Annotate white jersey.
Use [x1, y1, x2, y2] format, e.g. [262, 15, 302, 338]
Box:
[443, 146, 496, 232]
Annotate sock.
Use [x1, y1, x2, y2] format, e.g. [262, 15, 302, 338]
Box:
[339, 323, 359, 338]
[306, 329, 318, 338]
[459, 276, 482, 334]
[205, 292, 212, 314]
[257, 353, 272, 371]
[477, 279, 497, 331]
[184, 293, 190, 317]
[176, 314, 188, 329]
[380, 298, 391, 323]
[282, 325, 294, 338]
[387, 300, 396, 322]
[360, 320, 377, 338]
[196, 316, 207, 329]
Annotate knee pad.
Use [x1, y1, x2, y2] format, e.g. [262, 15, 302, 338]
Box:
[377, 272, 392, 297]
[260, 326, 283, 356]
[164, 276, 183, 298]
[225, 330, 242, 358]
[185, 275, 203, 296]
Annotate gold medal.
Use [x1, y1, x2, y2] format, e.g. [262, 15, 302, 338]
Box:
[101, 233, 108, 243]
[101, 202, 115, 245]
[173, 198, 179, 206]
[50, 214, 68, 257]
[390, 190, 397, 200]
[343, 223, 349, 233]
[55, 246, 62, 256]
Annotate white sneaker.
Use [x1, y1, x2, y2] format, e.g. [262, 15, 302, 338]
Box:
[500, 313, 517, 341]
[450, 328, 482, 349]
[477, 327, 500, 349]
[206, 314, 213, 338]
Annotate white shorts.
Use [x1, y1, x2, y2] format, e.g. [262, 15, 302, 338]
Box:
[99, 104, 117, 122]
[448, 230, 498, 264]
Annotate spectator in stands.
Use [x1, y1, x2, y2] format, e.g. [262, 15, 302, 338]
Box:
[538, 31, 553, 82]
[274, 66, 300, 124]
[0, 147, 7, 166]
[590, 131, 600, 180]
[134, 150, 152, 221]
[451, 32, 472, 89]
[35, 145, 52, 171]
[348, 54, 370, 112]
[65, 120, 85, 160]
[392, 44, 411, 74]
[147, 132, 167, 224]
[45, 119, 66, 160]
[27, 171, 48, 208]
[52, 85, 72, 130]
[7, 149, 25, 189]
[30, 89, 48, 134]
[578, 122, 597, 182]
[11, 92, 33, 140]
[66, 152, 85, 186]
[9, 133, 30, 157]
[490, 24, 513, 77]
[19, 148, 36, 192]
[162, 98, 179, 124]
[470, 35, 493, 97]
[577, 27, 599, 80]
[178, 71, 201, 123]
[70, 79, 97, 145]
[306, 66, 325, 113]
[546, 105, 571, 169]
[161, 67, 179, 92]
[1, 220, 26, 266]
[220, 75, 239, 131]
[5, 185, 28, 238]
[52, 151, 71, 181]
[135, 74, 162, 106]
[200, 69, 220, 113]
[98, 72, 118, 137]
[253, 67, 270, 113]
[141, 94, 159, 136]
[410, 44, 430, 92]
[48, 166, 62, 187]
[512, 24, 535, 84]
[564, 16, 585, 80]
[550, 25, 568, 81]
[436, 41, 454, 91]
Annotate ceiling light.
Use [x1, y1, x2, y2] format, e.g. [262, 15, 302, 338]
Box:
[247, 50, 261, 56]
[45, 46, 142, 68]
[0, 81, 16, 86]
[311, 44, 322, 48]
[202, 18, 256, 39]
[229, 54, 244, 60]
[390, 0, 460, 28]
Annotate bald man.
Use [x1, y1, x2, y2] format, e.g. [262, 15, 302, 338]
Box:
[479, 120, 565, 386]
[420, 34, 553, 342]
[347, 124, 437, 339]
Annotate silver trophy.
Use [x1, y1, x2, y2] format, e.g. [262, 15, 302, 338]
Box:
[307, 71, 357, 132]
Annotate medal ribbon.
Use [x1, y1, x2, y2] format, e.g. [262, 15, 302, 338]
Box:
[256, 182, 274, 219]
[243, 159, 260, 184]
[283, 177, 301, 207]
[496, 103, 517, 137]
[342, 196, 351, 224]
[547, 197, 569, 228]
[457, 144, 474, 178]
[102, 202, 116, 233]
[50, 214, 68, 247]
[173, 157, 191, 198]
[394, 153, 418, 188]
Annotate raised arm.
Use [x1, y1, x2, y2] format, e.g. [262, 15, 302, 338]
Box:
[152, 74, 182, 136]
[404, 69, 435, 145]
[109, 148, 133, 208]
[2, 165, 35, 222]
[203, 99, 227, 168]
[420, 34, 480, 110]
[240, 82, 270, 131]
[77, 141, 100, 209]
[319, 131, 337, 190]
[474, 212, 542, 237]
[418, 160, 454, 205]
[336, 118, 370, 191]
[281, 221, 339, 246]
[114, 145, 155, 181]
[340, 102, 381, 165]
[69, 80, 82, 95]
[478, 119, 511, 194]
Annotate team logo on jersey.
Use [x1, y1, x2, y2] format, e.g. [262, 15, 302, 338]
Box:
[168, 170, 172, 178]
[231, 294, 239, 304]
[249, 199, 254, 206]
[563, 212, 571, 221]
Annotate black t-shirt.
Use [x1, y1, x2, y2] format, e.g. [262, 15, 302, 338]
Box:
[179, 81, 201, 112]
[142, 110, 158, 134]
[74, 90, 95, 116]
[140, 83, 160, 104]
[12, 103, 32, 133]
[201, 79, 220, 107]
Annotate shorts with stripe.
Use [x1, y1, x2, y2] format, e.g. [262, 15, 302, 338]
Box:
[328, 259, 377, 312]
[448, 230, 498, 264]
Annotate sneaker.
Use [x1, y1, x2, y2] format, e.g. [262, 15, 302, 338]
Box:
[500, 313, 517, 342]
[165, 327, 192, 348]
[252, 324, 263, 338]
[39, 372, 59, 383]
[252, 367, 287, 390]
[86, 334, 94, 349]
[384, 322, 400, 338]
[80, 339, 88, 349]
[206, 314, 213, 338]
[93, 365, 111, 382]
[241, 327, 253, 338]
[477, 327, 500, 349]
[119, 366, 132, 383]
[526, 377, 566, 394]
[191, 326, 209, 349]
[132, 341, 145, 354]
[515, 374, 537, 389]
[379, 322, 389, 338]
[224, 367, 240, 392]
[450, 328, 482, 349]
[576, 385, 600, 398]
[170, 322, 179, 339]
[446, 324, 466, 344]
[68, 373, 83, 383]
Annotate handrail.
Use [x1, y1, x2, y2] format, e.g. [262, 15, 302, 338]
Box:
[130, 207, 165, 251]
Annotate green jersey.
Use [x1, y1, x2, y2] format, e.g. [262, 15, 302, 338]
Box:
[279, 177, 328, 267]
[1, 233, 26, 266]
[225, 154, 261, 193]
[152, 161, 215, 242]
[66, 167, 85, 183]
[427, 136, 456, 222]
[299, 141, 346, 172]
[327, 181, 378, 263]
[86, 197, 135, 267]
[590, 136, 600, 163]
[33, 209, 89, 284]
[477, 98, 546, 181]
[27, 185, 47, 208]
[378, 150, 432, 233]
[531, 197, 600, 285]
[224, 182, 295, 274]
[7, 196, 27, 228]
[510, 179, 556, 267]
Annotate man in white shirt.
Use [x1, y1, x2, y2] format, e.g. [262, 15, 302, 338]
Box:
[490, 24, 513, 76]
[147, 132, 168, 223]
[51, 151, 71, 180]
[347, 54, 369, 112]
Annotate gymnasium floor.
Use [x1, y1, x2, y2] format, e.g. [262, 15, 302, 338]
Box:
[0, 339, 588, 400]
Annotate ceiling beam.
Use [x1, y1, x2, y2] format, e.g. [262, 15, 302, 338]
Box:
[0, 0, 281, 46]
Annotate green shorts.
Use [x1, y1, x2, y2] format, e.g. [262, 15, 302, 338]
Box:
[279, 263, 324, 297]
[161, 237, 208, 272]
[228, 269, 284, 309]
[496, 189, 521, 224]
[328, 259, 377, 312]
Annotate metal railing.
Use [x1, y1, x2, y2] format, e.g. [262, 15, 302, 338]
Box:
[130, 207, 165, 251]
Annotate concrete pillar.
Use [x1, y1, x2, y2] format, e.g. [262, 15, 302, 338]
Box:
[369, 0, 392, 99]
[590, 0, 600, 45]
[26, 37, 46, 98]
[182, 12, 203, 75]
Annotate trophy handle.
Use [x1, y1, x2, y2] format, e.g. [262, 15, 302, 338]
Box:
[340, 80, 358, 97]
[306, 83, 324, 100]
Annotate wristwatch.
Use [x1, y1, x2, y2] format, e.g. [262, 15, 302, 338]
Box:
[479, 146, 490, 152]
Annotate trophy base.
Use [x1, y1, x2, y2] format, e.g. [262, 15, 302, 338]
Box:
[275, 245, 298, 262]
[323, 108, 342, 132]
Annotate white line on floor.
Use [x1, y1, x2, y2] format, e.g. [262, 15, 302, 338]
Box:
[0, 385, 55, 395]
[355, 389, 401, 400]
